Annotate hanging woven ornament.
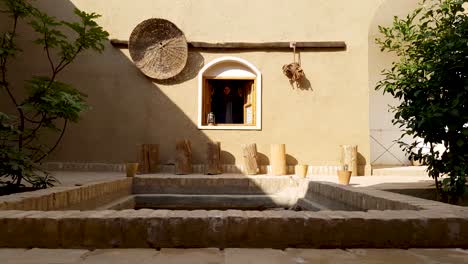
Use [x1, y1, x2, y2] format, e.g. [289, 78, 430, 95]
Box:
[282, 42, 305, 85]
[129, 18, 188, 80]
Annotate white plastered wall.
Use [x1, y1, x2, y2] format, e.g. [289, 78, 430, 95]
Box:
[368, 0, 420, 166]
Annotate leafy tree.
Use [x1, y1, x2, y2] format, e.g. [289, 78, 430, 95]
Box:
[376, 0, 468, 204]
[0, 0, 108, 191]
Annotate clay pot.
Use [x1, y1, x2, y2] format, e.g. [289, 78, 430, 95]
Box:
[295, 165, 308, 178]
[337, 170, 352, 185]
[411, 158, 423, 166]
[126, 163, 139, 177]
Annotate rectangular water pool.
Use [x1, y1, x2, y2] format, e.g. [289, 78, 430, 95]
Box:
[1, 175, 465, 249]
[99, 193, 363, 211]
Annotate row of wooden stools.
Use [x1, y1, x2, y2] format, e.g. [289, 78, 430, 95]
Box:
[137, 142, 289, 175]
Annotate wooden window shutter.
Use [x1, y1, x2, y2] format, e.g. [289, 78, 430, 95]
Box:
[243, 81, 255, 125]
[202, 79, 212, 125]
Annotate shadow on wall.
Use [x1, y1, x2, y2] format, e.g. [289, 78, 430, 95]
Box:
[152, 51, 205, 85]
[293, 75, 313, 91]
[3, 1, 347, 172]
[256, 152, 270, 165]
[357, 152, 366, 168]
[287, 52, 313, 91]
[356, 152, 367, 176]
[286, 74, 313, 91]
[2, 0, 220, 165]
[286, 154, 298, 166]
[221, 150, 235, 165]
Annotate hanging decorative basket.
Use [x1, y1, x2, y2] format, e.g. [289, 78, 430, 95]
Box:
[129, 18, 188, 79]
[282, 42, 305, 84]
[282, 62, 304, 82]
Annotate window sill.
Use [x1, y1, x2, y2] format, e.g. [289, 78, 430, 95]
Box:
[198, 124, 261, 130]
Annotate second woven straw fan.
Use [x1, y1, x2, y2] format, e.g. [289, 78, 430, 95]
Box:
[129, 18, 188, 79]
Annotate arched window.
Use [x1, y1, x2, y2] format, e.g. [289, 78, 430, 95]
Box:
[197, 56, 262, 130]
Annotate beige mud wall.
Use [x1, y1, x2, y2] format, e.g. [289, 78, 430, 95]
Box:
[0, 0, 419, 175]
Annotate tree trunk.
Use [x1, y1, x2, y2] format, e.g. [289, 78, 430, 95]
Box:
[242, 143, 258, 175]
[175, 139, 192, 175]
[341, 145, 358, 176]
[205, 142, 222, 175]
[270, 144, 287, 175]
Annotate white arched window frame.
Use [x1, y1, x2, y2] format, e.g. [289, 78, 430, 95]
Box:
[197, 56, 262, 130]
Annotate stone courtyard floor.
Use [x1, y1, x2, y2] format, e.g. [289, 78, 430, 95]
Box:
[2, 170, 467, 263]
[1, 248, 467, 263]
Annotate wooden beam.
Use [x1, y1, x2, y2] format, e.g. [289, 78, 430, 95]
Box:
[110, 39, 346, 50]
[110, 39, 130, 48]
[188, 41, 346, 49]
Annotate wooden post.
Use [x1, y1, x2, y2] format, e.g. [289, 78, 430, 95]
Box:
[138, 144, 149, 174]
[242, 143, 259, 175]
[341, 145, 358, 176]
[148, 144, 159, 173]
[175, 139, 192, 175]
[138, 144, 159, 174]
[270, 144, 287, 175]
[205, 142, 222, 175]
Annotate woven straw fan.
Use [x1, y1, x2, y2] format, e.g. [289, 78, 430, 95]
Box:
[129, 18, 188, 79]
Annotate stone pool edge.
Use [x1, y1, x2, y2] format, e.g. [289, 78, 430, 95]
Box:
[0, 175, 466, 249]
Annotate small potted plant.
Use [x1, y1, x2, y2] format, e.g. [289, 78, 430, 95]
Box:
[337, 164, 352, 185]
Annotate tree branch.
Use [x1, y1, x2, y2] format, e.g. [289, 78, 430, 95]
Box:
[24, 115, 43, 124]
[430, 142, 441, 193]
[54, 25, 86, 75]
[1, 15, 21, 109]
[55, 46, 82, 74]
[23, 114, 47, 145]
[42, 20, 55, 74]
[34, 119, 67, 162]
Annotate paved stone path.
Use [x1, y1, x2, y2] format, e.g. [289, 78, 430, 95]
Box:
[0, 248, 467, 263]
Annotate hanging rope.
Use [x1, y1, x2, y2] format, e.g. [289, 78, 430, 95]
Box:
[282, 42, 305, 83]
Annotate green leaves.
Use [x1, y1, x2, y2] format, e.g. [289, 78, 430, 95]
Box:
[27, 172, 58, 189]
[63, 9, 109, 53]
[23, 76, 89, 122]
[0, 0, 35, 18]
[376, 0, 468, 204]
[0, 1, 108, 189]
[0, 112, 19, 141]
[27, 7, 109, 70]
[0, 145, 58, 189]
[0, 146, 35, 183]
[29, 11, 66, 49]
